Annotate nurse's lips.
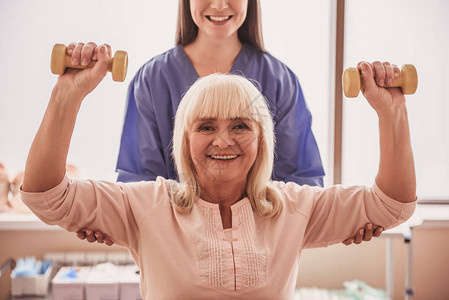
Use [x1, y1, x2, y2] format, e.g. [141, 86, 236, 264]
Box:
[206, 15, 233, 23]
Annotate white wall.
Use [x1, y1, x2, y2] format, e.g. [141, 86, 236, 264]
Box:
[0, 0, 178, 181]
[262, 0, 333, 185]
[0, 0, 333, 184]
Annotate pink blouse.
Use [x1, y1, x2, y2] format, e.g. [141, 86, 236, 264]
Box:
[21, 176, 416, 299]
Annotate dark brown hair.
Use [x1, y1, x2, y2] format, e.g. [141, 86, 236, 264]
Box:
[175, 0, 265, 51]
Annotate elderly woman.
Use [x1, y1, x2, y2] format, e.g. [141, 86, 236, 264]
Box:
[21, 45, 416, 299]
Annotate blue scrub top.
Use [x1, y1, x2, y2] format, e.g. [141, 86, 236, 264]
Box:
[116, 44, 325, 186]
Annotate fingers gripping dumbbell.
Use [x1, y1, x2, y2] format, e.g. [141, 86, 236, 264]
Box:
[343, 64, 418, 98]
[50, 44, 128, 82]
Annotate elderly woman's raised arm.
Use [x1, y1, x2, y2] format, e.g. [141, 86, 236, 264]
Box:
[359, 61, 416, 203]
[288, 61, 417, 248]
[22, 44, 110, 193]
[20, 44, 148, 250]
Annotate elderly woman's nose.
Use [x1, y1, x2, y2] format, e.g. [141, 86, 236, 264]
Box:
[212, 129, 235, 148]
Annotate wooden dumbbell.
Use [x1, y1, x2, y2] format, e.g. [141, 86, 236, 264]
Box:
[343, 64, 418, 98]
[50, 44, 128, 82]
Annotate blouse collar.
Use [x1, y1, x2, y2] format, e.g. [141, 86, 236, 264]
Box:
[195, 197, 251, 211]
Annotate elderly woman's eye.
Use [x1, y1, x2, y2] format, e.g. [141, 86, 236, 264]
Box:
[233, 123, 250, 131]
[199, 125, 214, 132]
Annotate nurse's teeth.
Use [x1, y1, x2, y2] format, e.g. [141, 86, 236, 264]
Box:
[209, 16, 230, 21]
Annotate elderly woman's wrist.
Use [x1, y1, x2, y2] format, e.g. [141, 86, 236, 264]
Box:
[51, 83, 84, 111]
[376, 103, 408, 124]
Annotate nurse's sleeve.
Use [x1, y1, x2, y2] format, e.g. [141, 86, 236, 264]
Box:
[285, 182, 416, 248]
[116, 71, 168, 182]
[272, 69, 325, 187]
[20, 176, 145, 251]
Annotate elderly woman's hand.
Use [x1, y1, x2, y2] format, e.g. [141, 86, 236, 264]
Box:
[342, 223, 384, 246]
[76, 229, 114, 246]
[56, 42, 112, 100]
[357, 61, 404, 116]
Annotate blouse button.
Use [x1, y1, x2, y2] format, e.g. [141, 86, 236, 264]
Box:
[232, 226, 238, 230]
[232, 238, 238, 242]
[222, 238, 227, 241]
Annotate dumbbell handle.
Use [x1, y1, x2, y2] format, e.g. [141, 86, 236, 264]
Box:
[62, 55, 113, 72]
[343, 64, 418, 98]
[50, 44, 128, 82]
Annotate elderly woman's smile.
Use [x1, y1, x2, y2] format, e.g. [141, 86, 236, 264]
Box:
[207, 154, 239, 161]
[189, 118, 259, 184]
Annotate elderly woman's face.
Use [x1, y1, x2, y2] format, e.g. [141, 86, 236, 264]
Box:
[188, 117, 259, 184]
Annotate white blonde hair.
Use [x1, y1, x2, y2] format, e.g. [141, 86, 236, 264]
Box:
[172, 73, 282, 217]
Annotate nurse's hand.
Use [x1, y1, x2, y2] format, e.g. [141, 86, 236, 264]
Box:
[77, 229, 114, 246]
[342, 223, 383, 246]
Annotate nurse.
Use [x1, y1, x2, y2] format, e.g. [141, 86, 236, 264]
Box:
[69, 0, 381, 244]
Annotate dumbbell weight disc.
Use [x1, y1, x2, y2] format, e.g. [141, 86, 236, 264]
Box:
[50, 44, 67, 75]
[400, 64, 418, 95]
[343, 67, 361, 98]
[111, 50, 128, 82]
